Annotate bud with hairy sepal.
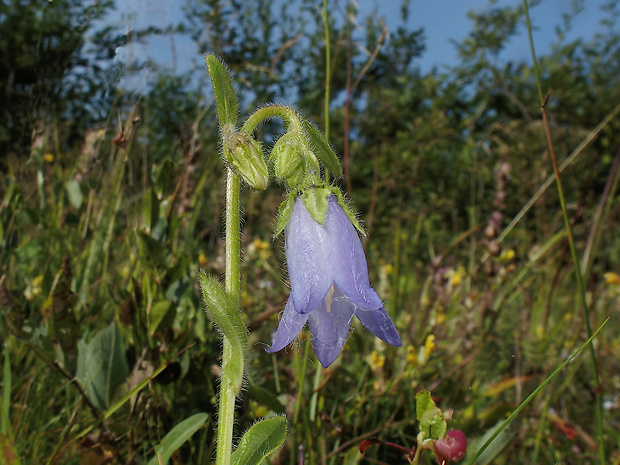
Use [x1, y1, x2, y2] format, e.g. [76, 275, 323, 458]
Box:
[270, 131, 320, 189]
[270, 132, 304, 186]
[224, 129, 269, 190]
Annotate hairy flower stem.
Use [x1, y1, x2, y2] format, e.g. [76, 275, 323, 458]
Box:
[241, 105, 302, 135]
[215, 168, 242, 465]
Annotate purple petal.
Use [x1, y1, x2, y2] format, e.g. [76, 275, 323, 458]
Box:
[307, 285, 355, 367]
[266, 298, 309, 353]
[285, 197, 335, 314]
[323, 197, 383, 310]
[354, 306, 402, 347]
[286, 195, 383, 313]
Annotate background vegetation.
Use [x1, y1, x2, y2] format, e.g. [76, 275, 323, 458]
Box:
[1, 0, 619, 463]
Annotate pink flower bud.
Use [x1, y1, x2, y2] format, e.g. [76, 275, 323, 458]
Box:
[434, 430, 467, 463]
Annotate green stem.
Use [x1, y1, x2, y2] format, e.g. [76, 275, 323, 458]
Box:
[322, 0, 331, 182]
[215, 168, 242, 465]
[322, 0, 330, 142]
[523, 3, 605, 462]
[241, 105, 301, 135]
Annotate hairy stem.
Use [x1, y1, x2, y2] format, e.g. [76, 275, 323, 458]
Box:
[215, 168, 242, 465]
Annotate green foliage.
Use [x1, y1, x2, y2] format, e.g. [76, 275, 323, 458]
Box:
[0, 0, 121, 157]
[230, 416, 287, 465]
[1, 0, 619, 463]
[76, 323, 129, 411]
[147, 413, 209, 465]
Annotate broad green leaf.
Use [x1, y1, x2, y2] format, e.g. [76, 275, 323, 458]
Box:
[76, 323, 129, 410]
[231, 416, 287, 465]
[147, 413, 209, 465]
[301, 187, 331, 225]
[301, 119, 341, 176]
[148, 300, 176, 337]
[206, 55, 238, 127]
[65, 180, 83, 209]
[198, 272, 247, 389]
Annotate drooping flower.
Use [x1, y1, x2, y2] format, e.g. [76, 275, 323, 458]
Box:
[267, 194, 401, 367]
[433, 430, 467, 464]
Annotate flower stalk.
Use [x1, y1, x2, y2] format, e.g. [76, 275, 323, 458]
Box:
[214, 168, 243, 465]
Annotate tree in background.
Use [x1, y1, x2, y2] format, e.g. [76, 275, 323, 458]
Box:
[0, 0, 124, 160]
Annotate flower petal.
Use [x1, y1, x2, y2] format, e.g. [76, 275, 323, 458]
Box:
[285, 196, 335, 314]
[266, 298, 309, 353]
[307, 285, 354, 367]
[355, 306, 402, 346]
[324, 197, 383, 310]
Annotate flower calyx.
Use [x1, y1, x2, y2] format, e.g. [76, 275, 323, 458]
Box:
[273, 184, 363, 238]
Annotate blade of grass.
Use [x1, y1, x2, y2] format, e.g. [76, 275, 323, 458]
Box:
[466, 317, 608, 464]
[523, 2, 605, 462]
[1, 345, 11, 436]
[493, 100, 620, 248]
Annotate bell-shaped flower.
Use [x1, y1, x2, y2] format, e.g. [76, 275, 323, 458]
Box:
[267, 194, 401, 367]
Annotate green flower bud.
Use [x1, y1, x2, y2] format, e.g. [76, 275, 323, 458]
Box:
[270, 132, 304, 184]
[225, 133, 269, 190]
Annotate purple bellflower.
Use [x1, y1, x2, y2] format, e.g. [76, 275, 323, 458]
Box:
[268, 194, 401, 367]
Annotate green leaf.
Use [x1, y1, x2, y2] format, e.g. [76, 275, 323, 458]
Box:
[415, 390, 436, 422]
[148, 300, 177, 337]
[76, 323, 129, 410]
[141, 187, 159, 232]
[147, 413, 209, 465]
[206, 55, 238, 127]
[155, 159, 175, 198]
[137, 230, 167, 268]
[419, 407, 446, 440]
[231, 416, 287, 465]
[65, 180, 83, 209]
[274, 194, 295, 237]
[301, 119, 341, 176]
[198, 272, 247, 389]
[301, 187, 331, 225]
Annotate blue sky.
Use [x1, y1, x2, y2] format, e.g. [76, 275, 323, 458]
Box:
[110, 0, 610, 90]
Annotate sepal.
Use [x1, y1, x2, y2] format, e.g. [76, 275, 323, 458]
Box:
[301, 186, 332, 225]
[301, 118, 341, 176]
[274, 193, 296, 237]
